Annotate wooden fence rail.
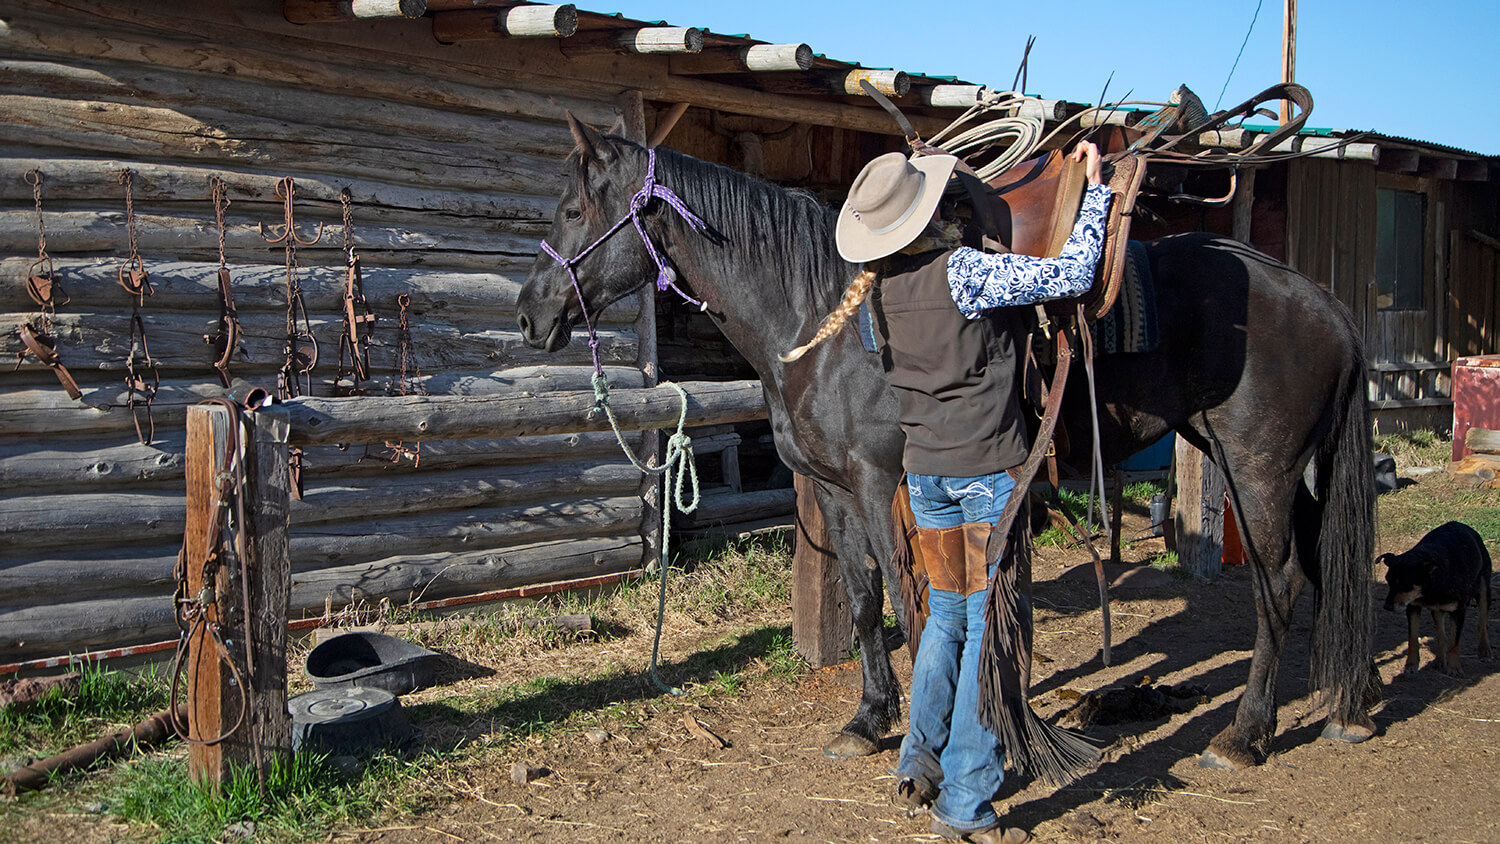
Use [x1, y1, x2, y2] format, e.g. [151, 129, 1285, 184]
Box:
[183, 380, 766, 784]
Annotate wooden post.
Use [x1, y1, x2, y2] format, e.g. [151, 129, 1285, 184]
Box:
[791, 473, 850, 667]
[1232, 167, 1257, 245]
[185, 405, 292, 787]
[1172, 437, 1225, 579]
[1281, 0, 1297, 125]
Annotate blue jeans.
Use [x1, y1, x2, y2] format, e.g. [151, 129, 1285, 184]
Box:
[898, 472, 1014, 831]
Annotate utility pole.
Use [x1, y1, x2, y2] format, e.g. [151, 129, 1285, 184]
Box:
[1281, 0, 1297, 124]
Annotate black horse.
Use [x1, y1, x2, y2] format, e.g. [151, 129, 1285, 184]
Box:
[517, 116, 1378, 771]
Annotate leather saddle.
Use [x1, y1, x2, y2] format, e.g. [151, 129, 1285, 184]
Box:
[966, 144, 1147, 321]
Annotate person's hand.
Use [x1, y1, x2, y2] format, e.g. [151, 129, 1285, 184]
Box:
[1071, 141, 1104, 185]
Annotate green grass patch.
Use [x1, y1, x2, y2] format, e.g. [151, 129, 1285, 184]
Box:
[1122, 480, 1166, 506]
[1142, 551, 1193, 580]
[0, 663, 169, 761]
[106, 750, 437, 844]
[1376, 428, 1451, 469]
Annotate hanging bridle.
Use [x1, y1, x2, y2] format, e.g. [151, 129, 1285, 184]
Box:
[535, 147, 709, 373]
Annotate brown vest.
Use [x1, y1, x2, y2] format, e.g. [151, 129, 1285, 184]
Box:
[869, 249, 1029, 478]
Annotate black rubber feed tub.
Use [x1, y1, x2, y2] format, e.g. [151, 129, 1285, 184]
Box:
[304, 631, 439, 696]
[289, 686, 412, 754]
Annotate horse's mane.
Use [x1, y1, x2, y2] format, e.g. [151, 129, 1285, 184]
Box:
[644, 144, 856, 313]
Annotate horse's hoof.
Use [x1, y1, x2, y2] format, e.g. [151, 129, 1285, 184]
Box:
[823, 732, 878, 759]
[1320, 719, 1375, 744]
[1197, 749, 1243, 770]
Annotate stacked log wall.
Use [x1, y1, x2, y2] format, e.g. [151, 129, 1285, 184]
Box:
[0, 1, 658, 659]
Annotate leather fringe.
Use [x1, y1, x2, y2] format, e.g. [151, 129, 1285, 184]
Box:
[977, 500, 1099, 785]
[890, 481, 927, 662]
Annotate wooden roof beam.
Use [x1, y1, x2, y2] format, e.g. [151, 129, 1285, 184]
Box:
[1417, 156, 1459, 180]
[1378, 148, 1420, 173]
[1456, 160, 1492, 182]
[432, 5, 578, 43]
[284, 0, 425, 24]
[559, 27, 704, 56]
[669, 44, 814, 75]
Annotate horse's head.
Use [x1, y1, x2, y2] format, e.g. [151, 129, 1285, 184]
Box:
[517, 114, 657, 351]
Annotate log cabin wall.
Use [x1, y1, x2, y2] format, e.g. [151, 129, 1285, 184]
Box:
[0, 0, 656, 660]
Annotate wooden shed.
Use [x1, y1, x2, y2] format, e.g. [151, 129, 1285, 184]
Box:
[0, 0, 993, 665]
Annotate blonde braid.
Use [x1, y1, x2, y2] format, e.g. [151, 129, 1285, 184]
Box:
[780, 268, 878, 362]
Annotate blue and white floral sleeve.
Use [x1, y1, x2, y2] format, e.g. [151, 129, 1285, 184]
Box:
[946, 183, 1113, 319]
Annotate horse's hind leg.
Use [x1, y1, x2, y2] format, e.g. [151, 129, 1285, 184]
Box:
[814, 488, 902, 758]
[1199, 462, 1304, 770]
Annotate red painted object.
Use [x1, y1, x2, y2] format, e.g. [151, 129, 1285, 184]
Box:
[1451, 356, 1500, 462]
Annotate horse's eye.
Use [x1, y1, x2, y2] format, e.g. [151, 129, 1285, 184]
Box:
[564, 208, 582, 222]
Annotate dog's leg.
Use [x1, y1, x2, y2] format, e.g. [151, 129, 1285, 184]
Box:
[1479, 576, 1492, 660]
[1430, 608, 1454, 676]
[1448, 602, 1468, 678]
[1404, 606, 1422, 674]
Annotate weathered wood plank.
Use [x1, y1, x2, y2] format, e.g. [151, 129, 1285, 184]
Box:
[0, 157, 556, 220]
[0, 534, 644, 659]
[292, 460, 643, 525]
[0, 95, 568, 197]
[681, 488, 794, 526]
[0, 366, 646, 437]
[0, 258, 636, 323]
[0, 495, 641, 606]
[184, 404, 230, 783]
[211, 404, 292, 785]
[0, 458, 643, 551]
[0, 311, 638, 375]
[290, 496, 643, 569]
[283, 380, 770, 445]
[289, 534, 643, 608]
[0, 5, 621, 127]
[0, 209, 543, 267]
[0, 58, 571, 160]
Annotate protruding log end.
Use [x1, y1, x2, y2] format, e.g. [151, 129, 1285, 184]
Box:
[285, 0, 425, 25]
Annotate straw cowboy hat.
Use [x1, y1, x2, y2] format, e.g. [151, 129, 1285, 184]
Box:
[836, 152, 960, 263]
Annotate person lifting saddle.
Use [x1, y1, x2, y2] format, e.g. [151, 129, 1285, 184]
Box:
[781, 141, 1109, 843]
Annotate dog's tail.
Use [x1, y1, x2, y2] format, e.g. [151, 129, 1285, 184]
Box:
[1310, 347, 1376, 724]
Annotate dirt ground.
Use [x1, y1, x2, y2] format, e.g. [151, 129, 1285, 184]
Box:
[9, 473, 1497, 843]
[346, 488, 1500, 843]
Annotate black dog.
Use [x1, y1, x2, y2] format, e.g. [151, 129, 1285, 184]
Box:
[1379, 521, 1492, 676]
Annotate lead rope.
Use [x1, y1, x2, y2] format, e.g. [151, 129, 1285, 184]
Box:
[537, 148, 708, 695]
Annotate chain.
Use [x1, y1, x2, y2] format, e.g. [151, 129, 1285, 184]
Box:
[336, 188, 375, 395]
[260, 176, 322, 401]
[204, 176, 241, 388]
[116, 169, 159, 444]
[23, 169, 62, 333]
[259, 178, 322, 496]
[213, 176, 230, 270]
[364, 293, 424, 466]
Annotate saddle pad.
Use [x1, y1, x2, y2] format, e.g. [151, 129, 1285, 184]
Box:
[1092, 241, 1158, 356]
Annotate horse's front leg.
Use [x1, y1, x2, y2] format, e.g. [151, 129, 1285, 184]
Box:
[816, 494, 902, 758]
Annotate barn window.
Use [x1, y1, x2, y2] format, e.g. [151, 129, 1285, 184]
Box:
[1375, 188, 1424, 310]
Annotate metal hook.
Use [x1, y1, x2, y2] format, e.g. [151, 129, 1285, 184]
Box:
[258, 177, 324, 245]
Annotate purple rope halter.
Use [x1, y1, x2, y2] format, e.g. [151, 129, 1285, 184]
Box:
[537, 148, 709, 373]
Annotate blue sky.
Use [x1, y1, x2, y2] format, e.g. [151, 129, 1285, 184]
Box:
[601, 0, 1498, 155]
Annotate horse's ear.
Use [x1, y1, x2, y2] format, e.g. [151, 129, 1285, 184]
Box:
[566, 111, 611, 163]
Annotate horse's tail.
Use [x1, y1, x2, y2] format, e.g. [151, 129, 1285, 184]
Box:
[1310, 346, 1376, 724]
